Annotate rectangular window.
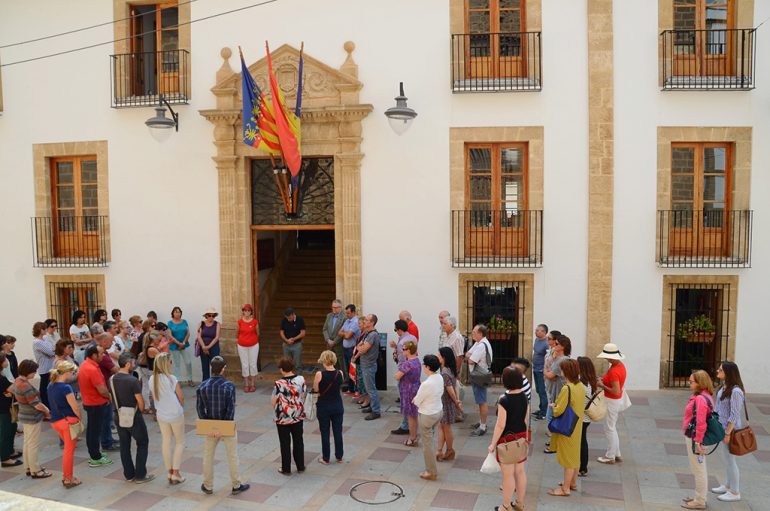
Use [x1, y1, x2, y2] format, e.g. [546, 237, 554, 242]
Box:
[464, 279, 525, 375]
[465, 0, 527, 79]
[47, 281, 102, 336]
[129, 2, 180, 97]
[465, 143, 531, 258]
[665, 282, 730, 387]
[669, 142, 732, 257]
[45, 155, 106, 262]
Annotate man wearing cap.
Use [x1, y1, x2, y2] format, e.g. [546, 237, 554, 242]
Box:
[280, 308, 306, 372]
[596, 343, 627, 464]
[322, 300, 346, 375]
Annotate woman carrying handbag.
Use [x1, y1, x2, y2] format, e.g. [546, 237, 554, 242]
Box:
[547, 359, 585, 498]
[488, 367, 529, 511]
[48, 361, 82, 488]
[711, 361, 752, 503]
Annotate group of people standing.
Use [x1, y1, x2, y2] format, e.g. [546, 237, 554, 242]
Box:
[0, 305, 754, 510]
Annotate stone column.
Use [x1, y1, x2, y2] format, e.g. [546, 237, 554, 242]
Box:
[586, 0, 614, 359]
[335, 152, 364, 309]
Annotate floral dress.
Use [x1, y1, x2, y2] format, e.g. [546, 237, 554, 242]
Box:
[398, 357, 421, 418]
[440, 367, 458, 425]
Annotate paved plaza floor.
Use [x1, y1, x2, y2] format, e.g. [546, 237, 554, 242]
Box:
[1, 383, 769, 511]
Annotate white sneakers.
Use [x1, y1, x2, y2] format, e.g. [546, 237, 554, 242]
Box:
[711, 485, 741, 501]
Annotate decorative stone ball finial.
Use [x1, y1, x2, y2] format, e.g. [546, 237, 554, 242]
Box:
[344, 41, 355, 55]
[221, 47, 233, 60]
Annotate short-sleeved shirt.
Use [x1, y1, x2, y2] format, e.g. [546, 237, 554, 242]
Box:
[237, 318, 259, 347]
[167, 319, 190, 350]
[532, 337, 548, 372]
[602, 362, 626, 400]
[547, 355, 569, 401]
[78, 358, 108, 406]
[281, 316, 306, 340]
[396, 332, 417, 365]
[99, 352, 115, 382]
[498, 392, 528, 434]
[407, 321, 420, 340]
[443, 330, 465, 358]
[273, 375, 306, 424]
[109, 372, 141, 409]
[48, 382, 76, 421]
[468, 338, 493, 371]
[91, 322, 105, 335]
[109, 336, 126, 356]
[341, 316, 361, 349]
[359, 330, 381, 367]
[69, 324, 91, 350]
[149, 374, 184, 422]
[10, 377, 44, 424]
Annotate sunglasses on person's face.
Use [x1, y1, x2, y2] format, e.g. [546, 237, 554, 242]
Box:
[205, 314, 214, 318]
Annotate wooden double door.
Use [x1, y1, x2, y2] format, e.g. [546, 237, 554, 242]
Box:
[50, 156, 100, 259]
[466, 0, 527, 79]
[130, 2, 180, 96]
[672, 0, 735, 77]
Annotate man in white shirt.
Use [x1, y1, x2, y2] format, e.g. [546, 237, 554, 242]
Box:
[465, 324, 493, 436]
[436, 310, 450, 349]
[440, 317, 466, 422]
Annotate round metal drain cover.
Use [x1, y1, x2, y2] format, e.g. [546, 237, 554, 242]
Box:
[349, 480, 406, 505]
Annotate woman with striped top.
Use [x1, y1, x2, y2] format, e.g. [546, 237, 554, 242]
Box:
[711, 361, 746, 503]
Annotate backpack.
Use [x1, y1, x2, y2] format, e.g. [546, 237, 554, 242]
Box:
[685, 394, 725, 454]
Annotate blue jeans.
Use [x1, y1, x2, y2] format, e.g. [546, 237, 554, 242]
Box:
[200, 343, 221, 381]
[533, 371, 548, 416]
[361, 364, 380, 414]
[84, 402, 111, 460]
[101, 403, 115, 448]
[317, 409, 344, 462]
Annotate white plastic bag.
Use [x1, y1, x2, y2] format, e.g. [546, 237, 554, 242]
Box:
[480, 451, 500, 474]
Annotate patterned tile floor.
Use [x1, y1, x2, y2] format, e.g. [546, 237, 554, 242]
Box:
[1, 384, 769, 510]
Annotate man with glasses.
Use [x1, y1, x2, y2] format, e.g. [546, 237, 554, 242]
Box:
[322, 300, 346, 375]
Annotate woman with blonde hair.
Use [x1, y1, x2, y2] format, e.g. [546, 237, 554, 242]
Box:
[148, 353, 186, 484]
[313, 350, 344, 464]
[681, 369, 715, 510]
[48, 360, 82, 488]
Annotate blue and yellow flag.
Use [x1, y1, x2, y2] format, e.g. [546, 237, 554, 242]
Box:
[240, 48, 281, 154]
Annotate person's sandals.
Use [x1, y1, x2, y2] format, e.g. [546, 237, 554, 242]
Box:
[26, 466, 47, 476]
[62, 478, 82, 489]
[419, 471, 436, 481]
[319, 459, 330, 465]
[543, 447, 557, 454]
[9, 451, 22, 459]
[29, 469, 52, 479]
[559, 482, 578, 491]
[404, 438, 418, 447]
[494, 504, 512, 511]
[578, 470, 588, 477]
[1, 459, 22, 467]
[680, 502, 706, 510]
[547, 487, 570, 497]
[444, 448, 456, 460]
[436, 451, 444, 462]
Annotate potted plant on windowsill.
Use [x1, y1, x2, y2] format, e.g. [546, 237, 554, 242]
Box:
[676, 315, 716, 344]
[487, 315, 516, 340]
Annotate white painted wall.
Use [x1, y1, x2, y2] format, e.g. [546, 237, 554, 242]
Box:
[613, 0, 770, 391]
[3, 0, 763, 390]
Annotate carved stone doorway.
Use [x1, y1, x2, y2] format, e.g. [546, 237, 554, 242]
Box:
[199, 42, 372, 358]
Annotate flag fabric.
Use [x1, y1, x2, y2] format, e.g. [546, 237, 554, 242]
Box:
[240, 49, 281, 154]
[348, 362, 356, 383]
[266, 42, 302, 176]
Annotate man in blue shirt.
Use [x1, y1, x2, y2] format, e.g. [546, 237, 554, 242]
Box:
[339, 304, 360, 394]
[531, 323, 549, 420]
[197, 356, 250, 496]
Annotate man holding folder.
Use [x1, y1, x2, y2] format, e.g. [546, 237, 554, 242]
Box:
[196, 356, 250, 496]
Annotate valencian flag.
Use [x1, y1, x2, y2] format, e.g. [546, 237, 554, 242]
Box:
[240, 48, 281, 155]
[266, 42, 302, 177]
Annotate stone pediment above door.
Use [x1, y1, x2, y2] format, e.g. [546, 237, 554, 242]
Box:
[209, 42, 369, 112]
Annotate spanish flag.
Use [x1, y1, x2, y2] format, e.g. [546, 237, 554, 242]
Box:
[266, 42, 302, 177]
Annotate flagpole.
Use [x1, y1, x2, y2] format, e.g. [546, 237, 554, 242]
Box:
[270, 154, 290, 213]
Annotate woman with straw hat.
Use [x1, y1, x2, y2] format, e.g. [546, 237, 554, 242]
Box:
[196, 307, 221, 382]
[595, 343, 627, 465]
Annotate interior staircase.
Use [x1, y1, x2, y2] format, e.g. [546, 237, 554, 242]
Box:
[259, 247, 336, 369]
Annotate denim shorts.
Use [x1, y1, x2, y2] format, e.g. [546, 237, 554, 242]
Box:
[472, 384, 488, 405]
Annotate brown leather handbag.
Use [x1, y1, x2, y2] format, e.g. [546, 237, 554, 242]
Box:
[728, 400, 757, 456]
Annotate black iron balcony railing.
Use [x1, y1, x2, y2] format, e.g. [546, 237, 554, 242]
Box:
[451, 32, 542, 92]
[656, 210, 752, 268]
[110, 49, 190, 107]
[661, 28, 756, 90]
[31, 216, 109, 267]
[452, 210, 543, 268]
